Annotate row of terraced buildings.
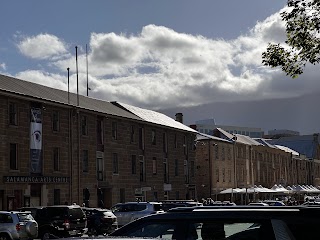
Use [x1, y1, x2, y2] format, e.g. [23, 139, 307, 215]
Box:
[1, 74, 320, 210]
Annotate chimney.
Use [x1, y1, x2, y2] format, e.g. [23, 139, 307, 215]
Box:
[175, 113, 183, 123]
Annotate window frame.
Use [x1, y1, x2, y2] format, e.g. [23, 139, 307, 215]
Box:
[112, 122, 118, 140]
[83, 150, 89, 173]
[152, 157, 157, 175]
[113, 153, 119, 174]
[81, 115, 88, 136]
[151, 129, 156, 145]
[139, 155, 145, 182]
[163, 158, 169, 183]
[97, 156, 104, 181]
[8, 102, 18, 126]
[53, 147, 60, 172]
[132, 155, 137, 174]
[52, 110, 60, 132]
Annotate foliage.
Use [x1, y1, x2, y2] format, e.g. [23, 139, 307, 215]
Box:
[262, 0, 320, 78]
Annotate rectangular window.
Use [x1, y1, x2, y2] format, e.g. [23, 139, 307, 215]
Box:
[183, 136, 187, 155]
[53, 147, 60, 171]
[97, 157, 103, 181]
[190, 161, 195, 177]
[163, 132, 168, 153]
[97, 117, 103, 145]
[163, 158, 169, 183]
[174, 134, 178, 148]
[152, 157, 157, 174]
[113, 153, 119, 174]
[53, 189, 60, 205]
[112, 122, 117, 140]
[215, 145, 219, 159]
[151, 129, 156, 145]
[174, 159, 179, 176]
[52, 111, 59, 132]
[131, 155, 136, 174]
[184, 160, 189, 184]
[139, 155, 145, 182]
[216, 168, 219, 182]
[227, 147, 231, 160]
[81, 116, 88, 135]
[9, 102, 17, 125]
[222, 147, 225, 160]
[222, 168, 225, 182]
[130, 125, 135, 143]
[83, 150, 88, 173]
[10, 143, 18, 170]
[139, 127, 145, 150]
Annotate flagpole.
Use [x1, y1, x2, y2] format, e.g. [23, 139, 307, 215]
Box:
[86, 44, 89, 97]
[67, 67, 70, 104]
[75, 46, 79, 106]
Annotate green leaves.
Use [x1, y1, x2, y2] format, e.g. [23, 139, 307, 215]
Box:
[262, 0, 320, 78]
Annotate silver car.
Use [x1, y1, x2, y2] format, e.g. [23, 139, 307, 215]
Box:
[111, 202, 164, 226]
[0, 211, 38, 240]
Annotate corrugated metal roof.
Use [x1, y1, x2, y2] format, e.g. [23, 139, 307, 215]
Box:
[275, 145, 300, 156]
[196, 132, 232, 143]
[213, 128, 262, 146]
[254, 138, 277, 148]
[114, 102, 197, 133]
[266, 134, 319, 158]
[234, 134, 262, 146]
[0, 74, 142, 121]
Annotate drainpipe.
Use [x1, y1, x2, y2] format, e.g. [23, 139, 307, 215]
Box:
[69, 108, 73, 204]
[77, 109, 81, 204]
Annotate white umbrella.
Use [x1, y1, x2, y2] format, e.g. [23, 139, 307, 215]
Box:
[219, 188, 245, 194]
[258, 186, 278, 193]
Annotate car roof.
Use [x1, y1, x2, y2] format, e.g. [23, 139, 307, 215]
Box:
[46, 205, 82, 208]
[114, 202, 161, 205]
[110, 206, 320, 237]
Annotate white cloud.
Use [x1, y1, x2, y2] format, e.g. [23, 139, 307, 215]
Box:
[13, 7, 320, 110]
[16, 70, 69, 91]
[0, 63, 6, 70]
[17, 33, 68, 60]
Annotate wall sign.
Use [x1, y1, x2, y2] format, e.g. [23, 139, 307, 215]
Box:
[4, 176, 70, 183]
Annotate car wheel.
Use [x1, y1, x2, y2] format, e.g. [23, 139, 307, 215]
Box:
[0, 233, 10, 240]
[42, 232, 51, 240]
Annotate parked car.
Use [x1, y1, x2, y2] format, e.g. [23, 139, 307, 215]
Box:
[263, 200, 286, 206]
[109, 205, 319, 240]
[20, 205, 87, 240]
[248, 202, 269, 206]
[111, 202, 164, 226]
[161, 200, 202, 211]
[81, 207, 118, 235]
[0, 211, 38, 240]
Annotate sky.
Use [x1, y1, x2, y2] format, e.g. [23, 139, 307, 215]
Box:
[1, 1, 320, 133]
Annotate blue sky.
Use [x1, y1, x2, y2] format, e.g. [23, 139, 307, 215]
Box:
[1, 0, 319, 128]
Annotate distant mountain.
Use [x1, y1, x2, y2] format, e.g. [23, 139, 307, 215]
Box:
[159, 92, 320, 135]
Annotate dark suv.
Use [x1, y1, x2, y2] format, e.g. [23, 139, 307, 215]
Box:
[110, 205, 320, 240]
[20, 205, 87, 240]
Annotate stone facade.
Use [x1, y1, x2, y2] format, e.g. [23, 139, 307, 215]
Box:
[195, 135, 320, 200]
[0, 93, 196, 210]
